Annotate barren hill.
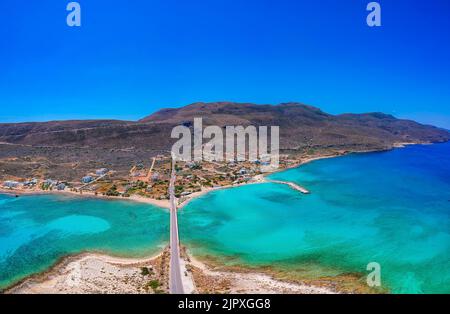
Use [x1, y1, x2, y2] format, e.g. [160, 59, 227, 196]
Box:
[0, 102, 448, 180]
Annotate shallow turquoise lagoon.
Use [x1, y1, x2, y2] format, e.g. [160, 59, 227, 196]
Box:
[0, 194, 169, 289]
[180, 143, 450, 293]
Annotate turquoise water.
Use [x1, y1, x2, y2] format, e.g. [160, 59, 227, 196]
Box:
[180, 143, 450, 293]
[0, 194, 169, 289]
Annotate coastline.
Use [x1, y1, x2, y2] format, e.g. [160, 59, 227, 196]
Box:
[0, 142, 424, 210]
[4, 248, 345, 294]
[4, 250, 169, 294]
[177, 153, 348, 209]
[1, 142, 431, 294]
[185, 252, 340, 294]
[0, 187, 170, 209]
[185, 250, 386, 294]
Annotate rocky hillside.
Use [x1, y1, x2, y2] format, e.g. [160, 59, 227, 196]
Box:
[0, 102, 448, 180]
[140, 102, 449, 150]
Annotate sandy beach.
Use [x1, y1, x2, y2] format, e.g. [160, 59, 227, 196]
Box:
[0, 187, 170, 209]
[5, 251, 170, 294]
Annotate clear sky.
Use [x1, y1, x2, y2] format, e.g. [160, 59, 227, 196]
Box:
[1, 0, 449, 128]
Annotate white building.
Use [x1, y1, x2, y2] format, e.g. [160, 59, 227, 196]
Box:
[151, 172, 160, 182]
[82, 176, 94, 184]
[96, 168, 109, 176]
[44, 179, 58, 187]
[3, 181, 20, 188]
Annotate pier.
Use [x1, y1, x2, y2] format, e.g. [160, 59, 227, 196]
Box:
[266, 179, 310, 194]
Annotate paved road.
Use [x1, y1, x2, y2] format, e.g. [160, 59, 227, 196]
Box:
[169, 157, 184, 294]
[79, 173, 108, 191]
[146, 157, 157, 181]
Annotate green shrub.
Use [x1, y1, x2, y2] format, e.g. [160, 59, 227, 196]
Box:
[106, 184, 120, 196]
[148, 280, 160, 290]
[141, 267, 151, 276]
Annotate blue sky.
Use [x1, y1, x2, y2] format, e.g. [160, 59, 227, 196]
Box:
[0, 0, 449, 128]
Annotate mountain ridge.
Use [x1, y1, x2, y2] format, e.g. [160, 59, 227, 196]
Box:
[0, 101, 448, 148]
[0, 101, 448, 180]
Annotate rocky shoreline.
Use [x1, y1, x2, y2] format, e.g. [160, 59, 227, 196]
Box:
[5, 247, 356, 294]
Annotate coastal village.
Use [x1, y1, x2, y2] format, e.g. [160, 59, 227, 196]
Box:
[0, 153, 314, 205]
